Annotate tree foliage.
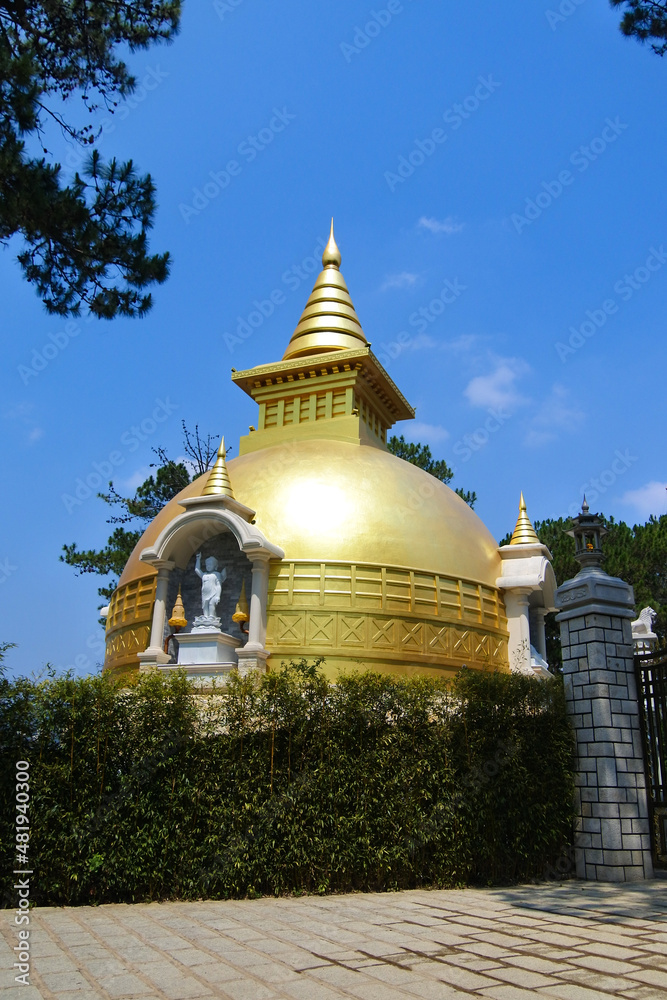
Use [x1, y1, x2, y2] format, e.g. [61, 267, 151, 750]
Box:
[388, 435, 477, 508]
[0, 1, 181, 317]
[61, 423, 218, 600]
[611, 1, 667, 55]
[0, 662, 575, 905]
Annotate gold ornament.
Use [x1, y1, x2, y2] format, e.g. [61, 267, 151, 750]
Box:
[168, 587, 187, 630]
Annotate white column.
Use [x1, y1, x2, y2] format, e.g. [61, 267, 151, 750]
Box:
[504, 589, 532, 673]
[530, 607, 547, 660]
[247, 555, 270, 649]
[138, 560, 174, 669]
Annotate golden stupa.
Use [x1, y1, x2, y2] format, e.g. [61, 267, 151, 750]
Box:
[103, 223, 515, 680]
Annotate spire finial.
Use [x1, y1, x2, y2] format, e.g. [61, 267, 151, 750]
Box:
[322, 217, 341, 268]
[581, 495, 589, 514]
[510, 491, 540, 545]
[202, 436, 235, 497]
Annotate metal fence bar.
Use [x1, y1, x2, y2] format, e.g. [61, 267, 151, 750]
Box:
[635, 649, 667, 867]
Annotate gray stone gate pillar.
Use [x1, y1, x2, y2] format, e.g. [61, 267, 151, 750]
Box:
[555, 502, 653, 882]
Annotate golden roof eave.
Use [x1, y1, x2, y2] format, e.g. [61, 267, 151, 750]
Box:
[231, 346, 415, 422]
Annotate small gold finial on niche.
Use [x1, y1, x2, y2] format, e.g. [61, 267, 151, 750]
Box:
[510, 492, 540, 545]
[202, 436, 234, 497]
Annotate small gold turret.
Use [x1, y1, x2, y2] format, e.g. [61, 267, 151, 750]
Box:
[510, 492, 540, 545]
[232, 580, 250, 627]
[168, 587, 187, 630]
[202, 436, 234, 497]
[282, 219, 368, 360]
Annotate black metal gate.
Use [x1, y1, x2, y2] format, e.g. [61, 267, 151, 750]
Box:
[635, 649, 667, 869]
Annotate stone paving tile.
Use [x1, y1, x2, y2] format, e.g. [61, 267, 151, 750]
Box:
[458, 941, 513, 959]
[436, 954, 504, 973]
[571, 941, 647, 961]
[30, 954, 79, 973]
[619, 989, 667, 1000]
[503, 954, 575, 975]
[480, 965, 559, 989]
[555, 969, 640, 993]
[279, 981, 352, 1000]
[36, 969, 94, 992]
[542, 986, 638, 1000]
[624, 968, 667, 988]
[219, 980, 284, 1000]
[97, 971, 159, 996]
[479, 988, 552, 1000]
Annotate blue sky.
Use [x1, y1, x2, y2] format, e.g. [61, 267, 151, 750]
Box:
[2, 0, 666, 678]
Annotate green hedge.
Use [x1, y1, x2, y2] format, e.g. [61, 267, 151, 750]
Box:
[0, 661, 575, 905]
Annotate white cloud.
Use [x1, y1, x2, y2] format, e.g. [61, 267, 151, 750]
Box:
[464, 357, 530, 411]
[620, 481, 667, 519]
[524, 384, 585, 448]
[4, 400, 43, 444]
[442, 334, 479, 354]
[418, 216, 465, 236]
[119, 466, 153, 492]
[405, 422, 450, 445]
[380, 272, 420, 291]
[406, 333, 438, 352]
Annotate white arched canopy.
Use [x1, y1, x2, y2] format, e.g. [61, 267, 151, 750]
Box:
[497, 541, 557, 678]
[136, 494, 283, 679]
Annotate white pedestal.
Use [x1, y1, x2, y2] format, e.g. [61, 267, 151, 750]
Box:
[236, 646, 270, 676]
[137, 647, 171, 672]
[176, 630, 241, 666]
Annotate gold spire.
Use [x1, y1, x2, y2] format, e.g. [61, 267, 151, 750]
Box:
[232, 580, 249, 625]
[168, 587, 187, 630]
[322, 217, 341, 267]
[510, 492, 540, 545]
[202, 436, 234, 497]
[282, 219, 369, 360]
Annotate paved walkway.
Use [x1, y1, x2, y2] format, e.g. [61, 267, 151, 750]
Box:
[2, 881, 666, 1000]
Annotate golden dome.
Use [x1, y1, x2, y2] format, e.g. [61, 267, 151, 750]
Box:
[118, 440, 501, 590]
